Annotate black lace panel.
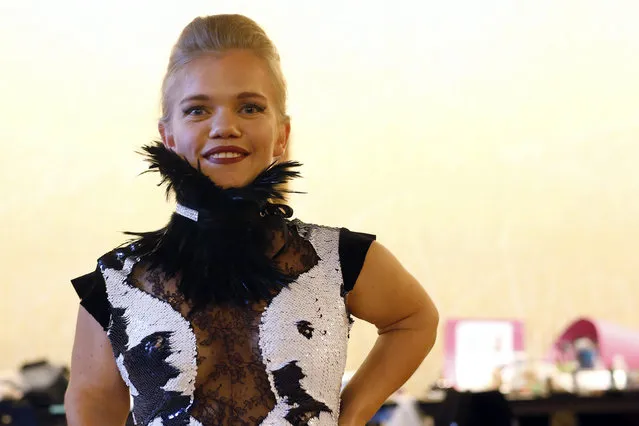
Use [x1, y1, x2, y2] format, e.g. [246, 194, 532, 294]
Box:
[126, 220, 319, 425]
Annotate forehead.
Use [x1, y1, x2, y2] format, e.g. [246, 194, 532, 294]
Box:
[173, 50, 275, 101]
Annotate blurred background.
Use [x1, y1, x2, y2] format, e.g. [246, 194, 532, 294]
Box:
[1, 0, 638, 424]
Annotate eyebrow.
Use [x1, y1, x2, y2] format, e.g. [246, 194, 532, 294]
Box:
[237, 92, 267, 101]
[179, 94, 210, 105]
[179, 92, 267, 105]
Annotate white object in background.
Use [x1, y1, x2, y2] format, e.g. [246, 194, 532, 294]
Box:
[386, 393, 423, 426]
[611, 354, 628, 390]
[455, 320, 516, 391]
[341, 370, 356, 391]
[575, 370, 612, 392]
[0, 369, 24, 401]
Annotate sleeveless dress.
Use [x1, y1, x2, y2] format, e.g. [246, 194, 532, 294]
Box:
[72, 219, 375, 426]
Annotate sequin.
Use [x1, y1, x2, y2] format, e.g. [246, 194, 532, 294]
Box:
[98, 220, 350, 425]
[259, 221, 349, 425]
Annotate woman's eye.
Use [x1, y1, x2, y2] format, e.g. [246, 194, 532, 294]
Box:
[240, 103, 266, 114]
[184, 106, 206, 116]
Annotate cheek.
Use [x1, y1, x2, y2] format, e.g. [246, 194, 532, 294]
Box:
[250, 123, 280, 154]
[172, 122, 208, 155]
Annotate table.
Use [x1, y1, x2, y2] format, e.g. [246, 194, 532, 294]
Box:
[414, 390, 639, 426]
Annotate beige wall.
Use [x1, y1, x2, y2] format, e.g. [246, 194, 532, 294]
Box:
[2, 1, 639, 396]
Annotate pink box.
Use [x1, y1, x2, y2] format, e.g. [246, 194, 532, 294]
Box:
[550, 317, 639, 370]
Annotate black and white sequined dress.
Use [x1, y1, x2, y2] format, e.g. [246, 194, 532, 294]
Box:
[72, 218, 374, 426]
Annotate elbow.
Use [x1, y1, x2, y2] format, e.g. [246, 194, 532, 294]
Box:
[64, 385, 81, 424]
[416, 299, 439, 333]
[378, 302, 439, 337]
[416, 304, 439, 350]
[64, 383, 94, 424]
[428, 305, 440, 332]
[64, 384, 76, 410]
[64, 381, 85, 410]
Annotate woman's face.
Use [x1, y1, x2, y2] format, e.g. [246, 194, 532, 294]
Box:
[159, 50, 290, 188]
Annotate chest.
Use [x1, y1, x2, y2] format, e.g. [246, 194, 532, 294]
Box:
[99, 223, 351, 425]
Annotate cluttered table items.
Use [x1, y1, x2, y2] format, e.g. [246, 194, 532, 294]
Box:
[373, 317, 639, 426]
[364, 316, 639, 426]
[0, 361, 67, 426]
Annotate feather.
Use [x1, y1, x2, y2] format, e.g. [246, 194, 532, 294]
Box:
[118, 141, 303, 310]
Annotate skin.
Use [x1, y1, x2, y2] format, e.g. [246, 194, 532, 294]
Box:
[65, 49, 439, 426]
[339, 244, 438, 425]
[159, 50, 290, 188]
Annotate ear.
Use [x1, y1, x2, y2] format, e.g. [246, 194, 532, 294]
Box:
[158, 121, 176, 150]
[273, 120, 291, 158]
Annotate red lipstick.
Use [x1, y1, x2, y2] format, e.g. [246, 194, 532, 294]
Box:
[203, 145, 249, 165]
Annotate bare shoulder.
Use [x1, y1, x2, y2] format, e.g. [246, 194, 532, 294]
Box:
[345, 241, 439, 332]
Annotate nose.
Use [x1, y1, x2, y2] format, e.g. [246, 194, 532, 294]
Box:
[209, 108, 241, 139]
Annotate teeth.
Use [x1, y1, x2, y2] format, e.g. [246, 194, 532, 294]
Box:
[210, 152, 243, 159]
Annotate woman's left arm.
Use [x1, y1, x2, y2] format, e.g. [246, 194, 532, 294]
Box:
[339, 241, 439, 425]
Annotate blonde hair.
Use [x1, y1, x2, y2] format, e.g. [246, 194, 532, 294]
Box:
[160, 14, 288, 123]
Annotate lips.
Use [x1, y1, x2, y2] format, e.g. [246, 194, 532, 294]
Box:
[203, 145, 249, 156]
[203, 145, 249, 165]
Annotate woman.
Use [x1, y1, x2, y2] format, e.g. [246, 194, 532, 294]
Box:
[64, 14, 438, 426]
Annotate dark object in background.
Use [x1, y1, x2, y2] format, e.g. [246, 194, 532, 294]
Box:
[435, 389, 513, 426]
[20, 360, 69, 408]
[576, 347, 597, 369]
[0, 360, 69, 426]
[0, 400, 40, 426]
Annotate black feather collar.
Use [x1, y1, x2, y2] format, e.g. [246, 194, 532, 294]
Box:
[122, 142, 302, 309]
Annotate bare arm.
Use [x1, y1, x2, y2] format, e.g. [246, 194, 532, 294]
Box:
[65, 306, 131, 426]
[339, 241, 439, 425]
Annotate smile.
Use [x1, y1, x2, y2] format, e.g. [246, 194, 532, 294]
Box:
[204, 151, 248, 165]
[210, 152, 244, 159]
[203, 145, 250, 165]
